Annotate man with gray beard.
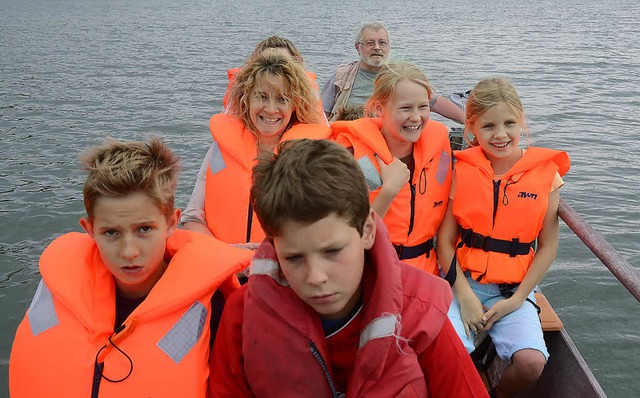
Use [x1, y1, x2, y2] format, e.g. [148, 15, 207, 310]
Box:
[321, 21, 464, 124]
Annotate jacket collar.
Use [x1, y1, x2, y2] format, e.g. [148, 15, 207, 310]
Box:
[455, 146, 570, 179]
[332, 118, 446, 166]
[247, 214, 404, 387]
[39, 230, 251, 330]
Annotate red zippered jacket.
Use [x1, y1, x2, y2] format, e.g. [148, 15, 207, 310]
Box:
[210, 216, 487, 397]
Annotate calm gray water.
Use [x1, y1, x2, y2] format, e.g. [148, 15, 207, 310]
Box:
[1, 0, 639, 396]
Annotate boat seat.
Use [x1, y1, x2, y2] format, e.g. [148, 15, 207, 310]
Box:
[535, 292, 563, 331]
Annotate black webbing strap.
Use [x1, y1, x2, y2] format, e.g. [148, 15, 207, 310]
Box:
[444, 256, 458, 287]
[444, 236, 467, 287]
[460, 228, 533, 258]
[498, 283, 541, 314]
[394, 238, 434, 260]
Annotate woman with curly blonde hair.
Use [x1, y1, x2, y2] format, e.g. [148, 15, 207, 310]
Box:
[222, 36, 324, 118]
[182, 53, 330, 257]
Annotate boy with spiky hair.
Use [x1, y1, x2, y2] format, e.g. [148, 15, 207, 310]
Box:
[210, 139, 487, 397]
[10, 137, 252, 397]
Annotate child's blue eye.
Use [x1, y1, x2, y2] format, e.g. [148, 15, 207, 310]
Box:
[103, 230, 118, 237]
[138, 226, 153, 233]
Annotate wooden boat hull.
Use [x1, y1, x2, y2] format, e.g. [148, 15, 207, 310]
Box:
[482, 328, 607, 397]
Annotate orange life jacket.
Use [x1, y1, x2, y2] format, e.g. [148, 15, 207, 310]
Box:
[331, 118, 452, 274]
[453, 146, 570, 284]
[204, 114, 331, 244]
[9, 229, 252, 398]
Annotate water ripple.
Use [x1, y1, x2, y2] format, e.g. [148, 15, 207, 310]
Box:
[1, 0, 639, 395]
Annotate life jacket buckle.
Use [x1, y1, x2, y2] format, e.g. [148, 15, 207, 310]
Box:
[509, 238, 520, 257]
[395, 244, 404, 258]
[472, 233, 489, 252]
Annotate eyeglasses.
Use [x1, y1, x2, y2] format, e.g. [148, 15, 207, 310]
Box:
[358, 40, 389, 49]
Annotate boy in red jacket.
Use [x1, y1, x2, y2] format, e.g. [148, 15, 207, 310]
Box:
[210, 139, 487, 397]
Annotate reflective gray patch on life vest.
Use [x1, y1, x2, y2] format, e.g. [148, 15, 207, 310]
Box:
[358, 156, 382, 191]
[209, 140, 226, 175]
[250, 258, 289, 286]
[28, 279, 59, 336]
[435, 150, 451, 185]
[359, 314, 399, 349]
[157, 301, 208, 363]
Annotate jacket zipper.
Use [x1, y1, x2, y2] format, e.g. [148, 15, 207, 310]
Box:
[492, 179, 501, 228]
[309, 340, 344, 398]
[246, 200, 253, 243]
[408, 183, 416, 237]
[91, 361, 104, 398]
[91, 323, 134, 397]
[474, 179, 502, 283]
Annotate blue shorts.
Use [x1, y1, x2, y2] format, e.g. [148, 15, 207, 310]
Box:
[447, 277, 549, 361]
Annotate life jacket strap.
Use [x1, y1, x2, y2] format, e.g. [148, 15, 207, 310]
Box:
[444, 238, 466, 287]
[498, 283, 541, 315]
[460, 228, 533, 258]
[393, 238, 434, 260]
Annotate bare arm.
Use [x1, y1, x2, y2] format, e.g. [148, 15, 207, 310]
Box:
[437, 201, 486, 338]
[370, 156, 409, 218]
[431, 95, 465, 125]
[483, 188, 560, 329]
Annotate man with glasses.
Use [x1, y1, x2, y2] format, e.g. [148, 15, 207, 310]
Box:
[321, 22, 464, 124]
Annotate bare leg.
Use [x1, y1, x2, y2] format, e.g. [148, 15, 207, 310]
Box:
[495, 349, 545, 398]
